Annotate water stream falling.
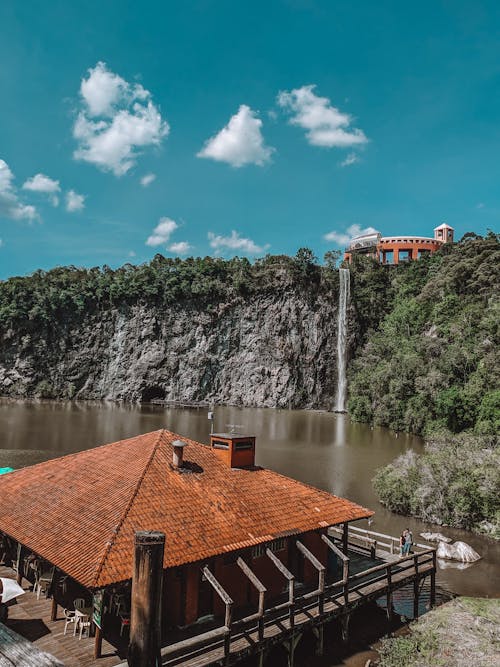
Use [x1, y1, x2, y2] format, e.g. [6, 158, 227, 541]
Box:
[335, 268, 350, 412]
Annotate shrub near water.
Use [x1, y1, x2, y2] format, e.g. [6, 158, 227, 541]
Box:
[373, 432, 500, 536]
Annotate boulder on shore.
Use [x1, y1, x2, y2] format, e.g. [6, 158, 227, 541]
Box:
[420, 532, 451, 543]
[437, 540, 481, 562]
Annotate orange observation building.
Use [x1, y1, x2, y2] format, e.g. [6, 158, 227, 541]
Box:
[344, 223, 454, 265]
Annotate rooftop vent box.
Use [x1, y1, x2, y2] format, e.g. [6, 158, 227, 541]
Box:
[209, 434, 256, 469]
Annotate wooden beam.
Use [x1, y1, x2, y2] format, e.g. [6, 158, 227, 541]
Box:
[266, 548, 295, 628]
[237, 557, 266, 639]
[202, 567, 233, 661]
[128, 530, 165, 667]
[236, 557, 266, 594]
[295, 540, 325, 574]
[296, 540, 325, 613]
[342, 523, 349, 555]
[321, 534, 349, 586]
[321, 534, 349, 563]
[265, 548, 294, 580]
[202, 566, 233, 605]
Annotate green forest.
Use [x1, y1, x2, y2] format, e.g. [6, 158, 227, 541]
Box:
[347, 233, 499, 536]
[0, 249, 330, 332]
[348, 232, 499, 437]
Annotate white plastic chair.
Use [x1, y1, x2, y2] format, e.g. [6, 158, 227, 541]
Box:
[78, 614, 91, 639]
[63, 608, 76, 635]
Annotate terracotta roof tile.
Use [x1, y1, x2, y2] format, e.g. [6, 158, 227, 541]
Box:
[0, 430, 373, 589]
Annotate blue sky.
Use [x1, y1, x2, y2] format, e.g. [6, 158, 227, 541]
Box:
[0, 0, 499, 279]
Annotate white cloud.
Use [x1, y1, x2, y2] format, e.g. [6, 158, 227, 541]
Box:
[140, 172, 156, 187]
[476, 202, 485, 209]
[340, 152, 359, 167]
[66, 189, 85, 212]
[168, 241, 192, 255]
[324, 224, 379, 246]
[197, 105, 274, 167]
[0, 239, 3, 248]
[146, 217, 178, 247]
[0, 159, 37, 221]
[73, 62, 169, 176]
[128, 250, 136, 258]
[208, 230, 269, 255]
[277, 85, 368, 148]
[22, 173, 61, 206]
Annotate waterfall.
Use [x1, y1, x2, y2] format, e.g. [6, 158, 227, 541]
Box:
[335, 268, 350, 412]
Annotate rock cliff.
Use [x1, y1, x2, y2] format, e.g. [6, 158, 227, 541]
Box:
[0, 289, 345, 408]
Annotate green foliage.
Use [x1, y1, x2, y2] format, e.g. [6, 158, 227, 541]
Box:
[323, 249, 341, 269]
[348, 235, 500, 435]
[293, 247, 320, 283]
[378, 629, 439, 667]
[0, 252, 343, 344]
[373, 432, 500, 532]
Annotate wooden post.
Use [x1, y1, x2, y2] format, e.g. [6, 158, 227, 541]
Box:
[128, 530, 165, 667]
[50, 597, 58, 622]
[314, 625, 324, 656]
[413, 554, 419, 619]
[15, 544, 23, 585]
[49, 569, 60, 622]
[340, 613, 350, 642]
[386, 565, 393, 622]
[430, 550, 436, 608]
[94, 626, 103, 660]
[342, 523, 349, 555]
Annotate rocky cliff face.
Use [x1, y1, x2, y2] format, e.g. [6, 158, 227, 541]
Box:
[0, 289, 345, 409]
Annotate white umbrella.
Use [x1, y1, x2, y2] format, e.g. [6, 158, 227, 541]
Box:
[0, 577, 25, 604]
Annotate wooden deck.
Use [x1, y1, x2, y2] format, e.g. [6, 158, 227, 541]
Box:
[156, 549, 435, 667]
[2, 526, 437, 667]
[0, 565, 122, 667]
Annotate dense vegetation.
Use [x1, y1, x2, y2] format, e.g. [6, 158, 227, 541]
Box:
[348, 233, 499, 436]
[373, 432, 500, 535]
[347, 233, 500, 535]
[0, 249, 335, 333]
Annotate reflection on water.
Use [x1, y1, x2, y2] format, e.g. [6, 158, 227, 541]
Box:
[0, 398, 498, 599]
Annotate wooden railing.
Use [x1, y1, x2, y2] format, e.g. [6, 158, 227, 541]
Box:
[160, 539, 437, 666]
[328, 524, 432, 557]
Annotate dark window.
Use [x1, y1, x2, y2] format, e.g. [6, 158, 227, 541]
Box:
[252, 538, 286, 559]
[212, 440, 229, 450]
[234, 440, 253, 451]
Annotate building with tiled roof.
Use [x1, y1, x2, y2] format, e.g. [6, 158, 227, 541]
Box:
[0, 429, 372, 634]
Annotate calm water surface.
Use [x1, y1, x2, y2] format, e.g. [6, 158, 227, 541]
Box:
[0, 398, 498, 604]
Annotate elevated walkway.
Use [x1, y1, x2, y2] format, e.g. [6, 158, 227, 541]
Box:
[156, 527, 437, 667]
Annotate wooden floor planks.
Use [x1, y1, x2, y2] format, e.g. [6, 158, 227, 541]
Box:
[1, 566, 122, 667]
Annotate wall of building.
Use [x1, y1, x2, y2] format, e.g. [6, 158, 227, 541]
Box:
[162, 529, 329, 630]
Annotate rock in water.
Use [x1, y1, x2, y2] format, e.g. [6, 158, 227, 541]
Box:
[420, 532, 451, 543]
[437, 541, 481, 562]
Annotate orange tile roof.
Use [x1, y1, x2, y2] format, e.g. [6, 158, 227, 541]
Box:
[0, 430, 373, 589]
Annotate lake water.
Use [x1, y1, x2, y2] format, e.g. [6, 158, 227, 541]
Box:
[0, 398, 498, 605]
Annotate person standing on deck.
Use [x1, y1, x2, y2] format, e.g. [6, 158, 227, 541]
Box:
[403, 528, 413, 555]
[399, 531, 406, 556]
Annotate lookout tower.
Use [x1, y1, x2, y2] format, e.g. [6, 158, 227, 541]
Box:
[434, 223, 454, 244]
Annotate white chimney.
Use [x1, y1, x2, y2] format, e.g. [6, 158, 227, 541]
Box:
[172, 440, 187, 468]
